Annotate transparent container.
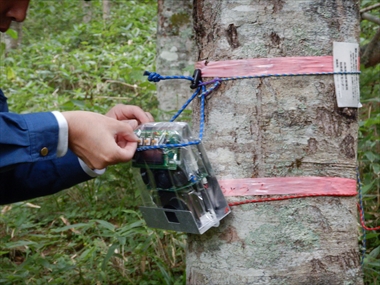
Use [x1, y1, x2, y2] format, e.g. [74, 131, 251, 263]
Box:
[132, 122, 230, 234]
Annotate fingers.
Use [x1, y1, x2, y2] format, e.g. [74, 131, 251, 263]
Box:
[63, 111, 143, 169]
[113, 124, 140, 161]
[115, 120, 139, 141]
[144, 111, 154, 122]
[125, 119, 138, 130]
[116, 140, 138, 161]
[106, 104, 154, 124]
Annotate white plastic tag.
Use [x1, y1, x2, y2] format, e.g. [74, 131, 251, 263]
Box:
[333, 42, 361, 108]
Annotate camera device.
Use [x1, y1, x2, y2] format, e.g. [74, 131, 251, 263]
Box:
[132, 122, 230, 234]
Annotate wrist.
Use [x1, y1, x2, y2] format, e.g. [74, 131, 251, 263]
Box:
[78, 158, 106, 177]
[52, 111, 68, 157]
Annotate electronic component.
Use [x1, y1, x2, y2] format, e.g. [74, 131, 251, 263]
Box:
[132, 122, 230, 234]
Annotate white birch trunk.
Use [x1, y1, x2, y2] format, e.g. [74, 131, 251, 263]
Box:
[156, 0, 195, 119]
[187, 1, 363, 284]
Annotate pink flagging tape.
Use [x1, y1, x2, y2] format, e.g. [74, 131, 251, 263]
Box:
[195, 56, 335, 77]
[219, 177, 357, 197]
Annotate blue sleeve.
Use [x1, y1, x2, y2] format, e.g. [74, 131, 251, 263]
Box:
[0, 89, 94, 204]
[0, 150, 93, 205]
[0, 111, 60, 168]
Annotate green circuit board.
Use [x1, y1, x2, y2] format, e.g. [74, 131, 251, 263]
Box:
[132, 129, 182, 170]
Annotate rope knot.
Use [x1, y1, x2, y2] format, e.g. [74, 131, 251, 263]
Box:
[143, 71, 162, 82]
[199, 78, 221, 86]
[198, 79, 221, 98]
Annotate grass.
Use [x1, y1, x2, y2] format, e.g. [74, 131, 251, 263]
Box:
[0, 1, 186, 284]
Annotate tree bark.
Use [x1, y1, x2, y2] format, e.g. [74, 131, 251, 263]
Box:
[187, 1, 363, 284]
[360, 26, 380, 68]
[156, 0, 195, 119]
[103, 0, 111, 21]
[83, 0, 92, 23]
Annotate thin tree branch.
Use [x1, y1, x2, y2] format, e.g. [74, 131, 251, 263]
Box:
[361, 13, 380, 25]
[360, 3, 380, 14]
[95, 96, 134, 101]
[105, 80, 139, 89]
[361, 26, 380, 67]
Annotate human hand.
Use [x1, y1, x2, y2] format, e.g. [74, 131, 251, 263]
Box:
[105, 104, 154, 148]
[62, 110, 144, 169]
[105, 104, 154, 127]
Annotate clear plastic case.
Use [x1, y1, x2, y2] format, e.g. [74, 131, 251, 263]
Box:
[132, 122, 230, 234]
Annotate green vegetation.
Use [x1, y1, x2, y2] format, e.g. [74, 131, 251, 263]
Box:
[0, 0, 379, 284]
[360, 65, 380, 285]
[359, 2, 380, 284]
[0, 1, 185, 284]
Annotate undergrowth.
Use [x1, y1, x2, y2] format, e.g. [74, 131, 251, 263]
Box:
[0, 1, 186, 284]
[359, 63, 380, 285]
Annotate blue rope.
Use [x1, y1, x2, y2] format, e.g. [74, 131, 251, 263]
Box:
[136, 140, 201, 151]
[197, 71, 360, 86]
[137, 72, 206, 151]
[143, 71, 193, 82]
[138, 69, 360, 152]
[357, 167, 367, 267]
[205, 71, 360, 83]
[136, 87, 207, 151]
[170, 87, 200, 122]
[199, 86, 206, 141]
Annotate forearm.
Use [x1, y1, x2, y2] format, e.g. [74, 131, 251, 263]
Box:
[0, 150, 94, 205]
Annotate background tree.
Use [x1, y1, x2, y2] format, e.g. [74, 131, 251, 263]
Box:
[357, 1, 380, 283]
[83, 0, 92, 23]
[360, 3, 380, 68]
[186, 1, 362, 284]
[156, 0, 195, 120]
[103, 0, 111, 21]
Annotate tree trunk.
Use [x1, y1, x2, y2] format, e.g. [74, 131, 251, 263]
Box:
[103, 0, 111, 21]
[83, 0, 92, 23]
[360, 26, 380, 68]
[187, 1, 363, 284]
[156, 0, 195, 120]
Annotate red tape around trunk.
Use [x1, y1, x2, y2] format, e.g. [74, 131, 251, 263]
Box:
[196, 56, 335, 77]
[219, 176, 356, 197]
[220, 176, 357, 207]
